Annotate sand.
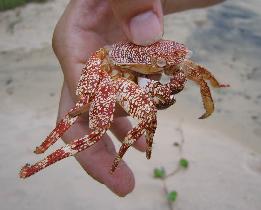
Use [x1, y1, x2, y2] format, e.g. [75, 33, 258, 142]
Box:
[0, 0, 261, 209]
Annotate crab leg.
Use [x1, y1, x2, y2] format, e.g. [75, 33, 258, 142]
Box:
[145, 124, 157, 159]
[111, 78, 157, 172]
[20, 129, 106, 178]
[75, 48, 107, 97]
[34, 96, 89, 154]
[111, 122, 146, 172]
[68, 97, 90, 117]
[184, 60, 229, 88]
[34, 115, 78, 154]
[197, 79, 214, 119]
[181, 60, 229, 119]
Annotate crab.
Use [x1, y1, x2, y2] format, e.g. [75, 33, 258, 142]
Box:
[19, 40, 228, 179]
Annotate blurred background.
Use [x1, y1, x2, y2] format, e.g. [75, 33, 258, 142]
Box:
[0, 0, 260, 209]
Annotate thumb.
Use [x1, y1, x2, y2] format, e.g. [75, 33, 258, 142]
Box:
[110, 0, 163, 46]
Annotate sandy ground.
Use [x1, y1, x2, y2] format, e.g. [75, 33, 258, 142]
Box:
[0, 0, 261, 209]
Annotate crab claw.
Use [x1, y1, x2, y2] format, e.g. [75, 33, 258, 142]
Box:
[177, 60, 229, 119]
[138, 77, 179, 110]
[154, 94, 176, 110]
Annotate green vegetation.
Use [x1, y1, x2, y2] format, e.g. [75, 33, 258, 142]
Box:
[0, 0, 48, 11]
[153, 167, 166, 179]
[179, 158, 189, 168]
[167, 191, 178, 202]
[153, 126, 190, 210]
[153, 158, 189, 207]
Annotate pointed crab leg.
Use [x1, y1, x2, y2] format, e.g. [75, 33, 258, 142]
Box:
[111, 122, 147, 172]
[197, 79, 214, 119]
[111, 117, 156, 173]
[111, 78, 157, 172]
[184, 60, 229, 88]
[145, 123, 157, 159]
[34, 96, 89, 154]
[20, 129, 106, 179]
[181, 60, 229, 119]
[34, 114, 78, 154]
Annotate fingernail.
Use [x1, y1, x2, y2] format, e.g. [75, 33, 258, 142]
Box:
[129, 11, 163, 46]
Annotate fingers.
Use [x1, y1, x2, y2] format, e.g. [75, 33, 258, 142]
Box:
[58, 82, 135, 196]
[73, 132, 135, 197]
[64, 123, 135, 196]
[110, 0, 163, 45]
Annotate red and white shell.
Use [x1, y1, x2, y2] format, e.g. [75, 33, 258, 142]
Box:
[108, 40, 190, 66]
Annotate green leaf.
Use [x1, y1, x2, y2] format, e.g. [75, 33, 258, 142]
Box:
[167, 191, 178, 202]
[153, 167, 166, 179]
[0, 0, 26, 10]
[0, 0, 48, 11]
[179, 158, 189, 168]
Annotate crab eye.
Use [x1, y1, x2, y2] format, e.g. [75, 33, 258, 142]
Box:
[156, 57, 167, 67]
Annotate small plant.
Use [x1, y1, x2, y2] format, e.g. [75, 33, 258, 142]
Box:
[167, 191, 178, 202]
[0, 0, 48, 11]
[179, 158, 189, 168]
[153, 125, 189, 210]
[0, 0, 25, 10]
[153, 167, 166, 178]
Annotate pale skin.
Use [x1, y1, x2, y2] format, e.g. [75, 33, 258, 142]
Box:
[52, 0, 225, 196]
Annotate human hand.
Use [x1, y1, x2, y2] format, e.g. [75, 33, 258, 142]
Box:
[52, 0, 225, 196]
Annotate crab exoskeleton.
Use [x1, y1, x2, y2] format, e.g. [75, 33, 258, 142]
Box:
[20, 40, 228, 178]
